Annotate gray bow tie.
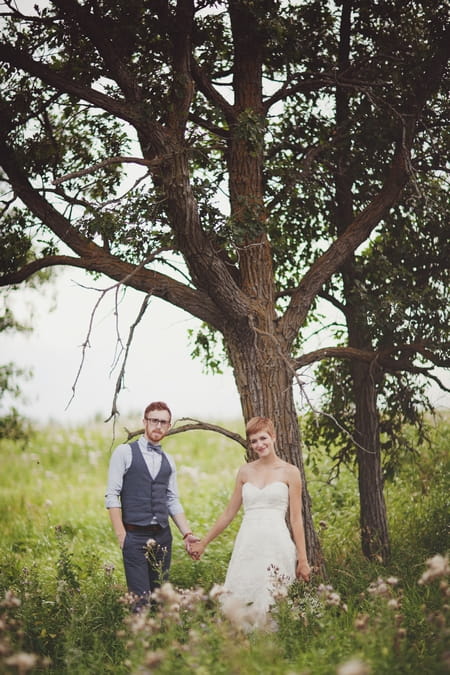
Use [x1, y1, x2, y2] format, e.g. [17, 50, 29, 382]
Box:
[147, 442, 162, 453]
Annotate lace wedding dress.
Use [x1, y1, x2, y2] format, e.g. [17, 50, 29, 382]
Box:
[220, 481, 296, 631]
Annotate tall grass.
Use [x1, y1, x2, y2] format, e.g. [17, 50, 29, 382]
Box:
[0, 417, 448, 674]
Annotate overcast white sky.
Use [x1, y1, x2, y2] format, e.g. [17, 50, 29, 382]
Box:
[1, 268, 244, 426]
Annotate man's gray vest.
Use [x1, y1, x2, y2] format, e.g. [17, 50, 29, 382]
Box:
[121, 441, 172, 527]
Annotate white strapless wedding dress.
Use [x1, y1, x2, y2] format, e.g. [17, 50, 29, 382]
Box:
[220, 481, 296, 631]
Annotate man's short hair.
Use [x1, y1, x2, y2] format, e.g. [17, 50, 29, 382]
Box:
[144, 401, 172, 421]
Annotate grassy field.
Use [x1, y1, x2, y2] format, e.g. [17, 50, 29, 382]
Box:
[0, 415, 448, 674]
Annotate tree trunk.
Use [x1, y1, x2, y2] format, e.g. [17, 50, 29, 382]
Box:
[225, 324, 324, 572]
[351, 359, 390, 562]
[335, 0, 389, 563]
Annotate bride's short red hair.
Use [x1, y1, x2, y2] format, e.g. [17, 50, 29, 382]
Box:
[246, 416, 275, 438]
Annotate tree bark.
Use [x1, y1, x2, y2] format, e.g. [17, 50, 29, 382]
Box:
[352, 359, 390, 562]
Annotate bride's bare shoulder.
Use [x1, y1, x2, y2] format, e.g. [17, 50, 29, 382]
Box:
[284, 462, 301, 482]
[236, 463, 255, 482]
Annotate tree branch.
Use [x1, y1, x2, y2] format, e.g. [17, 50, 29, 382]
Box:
[124, 417, 247, 449]
[0, 42, 148, 130]
[103, 293, 152, 423]
[188, 113, 229, 139]
[51, 0, 141, 101]
[191, 60, 236, 122]
[294, 342, 450, 372]
[52, 155, 160, 185]
[279, 25, 450, 346]
[263, 74, 335, 112]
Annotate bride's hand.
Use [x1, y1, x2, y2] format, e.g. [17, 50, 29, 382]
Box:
[190, 540, 205, 561]
[296, 559, 311, 582]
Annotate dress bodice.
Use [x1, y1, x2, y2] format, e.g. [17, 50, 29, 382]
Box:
[242, 481, 289, 515]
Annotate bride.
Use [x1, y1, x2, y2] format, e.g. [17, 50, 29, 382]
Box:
[190, 416, 311, 630]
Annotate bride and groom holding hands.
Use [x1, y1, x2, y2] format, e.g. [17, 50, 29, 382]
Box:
[105, 401, 311, 628]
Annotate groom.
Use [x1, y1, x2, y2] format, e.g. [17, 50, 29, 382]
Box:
[105, 401, 198, 607]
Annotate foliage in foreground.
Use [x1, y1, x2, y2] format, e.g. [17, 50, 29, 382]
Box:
[0, 419, 448, 674]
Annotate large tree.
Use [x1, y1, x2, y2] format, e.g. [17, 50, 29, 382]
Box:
[0, 0, 448, 566]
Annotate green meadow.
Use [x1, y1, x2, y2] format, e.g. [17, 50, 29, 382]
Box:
[0, 416, 448, 674]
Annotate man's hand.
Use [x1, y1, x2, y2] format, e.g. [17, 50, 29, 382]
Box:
[189, 540, 205, 561]
[184, 533, 200, 558]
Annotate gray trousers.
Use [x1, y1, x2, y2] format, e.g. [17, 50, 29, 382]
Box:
[122, 526, 172, 604]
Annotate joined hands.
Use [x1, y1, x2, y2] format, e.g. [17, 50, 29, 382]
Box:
[188, 540, 205, 560]
[183, 533, 202, 559]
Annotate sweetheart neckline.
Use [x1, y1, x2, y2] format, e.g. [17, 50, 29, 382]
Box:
[243, 480, 287, 490]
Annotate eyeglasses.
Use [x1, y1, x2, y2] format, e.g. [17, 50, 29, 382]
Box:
[145, 417, 170, 427]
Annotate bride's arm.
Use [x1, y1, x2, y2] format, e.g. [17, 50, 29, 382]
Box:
[190, 467, 245, 558]
[288, 466, 311, 581]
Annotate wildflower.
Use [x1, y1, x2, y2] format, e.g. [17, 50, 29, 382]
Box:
[418, 554, 449, 585]
[387, 598, 401, 610]
[155, 582, 180, 604]
[4, 651, 38, 672]
[367, 577, 390, 597]
[354, 613, 370, 631]
[327, 592, 341, 606]
[337, 658, 371, 675]
[1, 590, 21, 608]
[145, 538, 157, 551]
[209, 584, 225, 600]
[221, 594, 263, 632]
[119, 591, 138, 606]
[386, 576, 399, 586]
[144, 649, 165, 668]
[317, 583, 345, 608]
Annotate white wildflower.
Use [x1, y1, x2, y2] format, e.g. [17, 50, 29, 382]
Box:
[209, 583, 225, 600]
[4, 652, 38, 672]
[418, 554, 449, 585]
[156, 582, 180, 604]
[386, 576, 399, 586]
[337, 657, 371, 675]
[367, 577, 389, 597]
[354, 613, 370, 631]
[1, 590, 21, 608]
[144, 649, 165, 667]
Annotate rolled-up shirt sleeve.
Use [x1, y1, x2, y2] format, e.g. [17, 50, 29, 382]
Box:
[105, 444, 131, 509]
[166, 455, 184, 517]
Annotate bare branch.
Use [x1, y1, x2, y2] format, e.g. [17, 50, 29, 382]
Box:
[188, 113, 229, 139]
[124, 418, 248, 449]
[0, 255, 96, 286]
[52, 156, 161, 185]
[65, 253, 166, 410]
[191, 60, 236, 122]
[263, 74, 335, 112]
[104, 293, 152, 423]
